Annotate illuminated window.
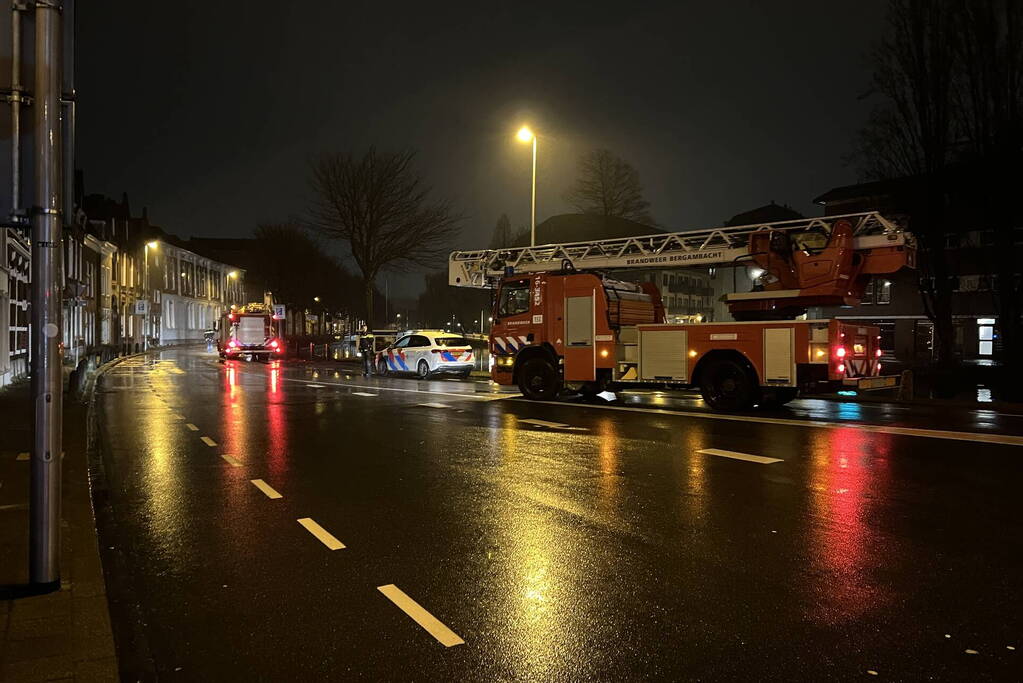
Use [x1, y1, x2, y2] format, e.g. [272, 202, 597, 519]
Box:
[876, 280, 891, 305]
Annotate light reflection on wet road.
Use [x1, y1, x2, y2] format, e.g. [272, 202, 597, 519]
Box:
[93, 347, 1023, 680]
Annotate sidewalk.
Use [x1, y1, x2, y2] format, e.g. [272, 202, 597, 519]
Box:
[0, 374, 118, 681]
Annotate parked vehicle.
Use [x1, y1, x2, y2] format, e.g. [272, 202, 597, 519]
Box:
[375, 330, 474, 379]
[448, 212, 915, 409]
[218, 303, 284, 362]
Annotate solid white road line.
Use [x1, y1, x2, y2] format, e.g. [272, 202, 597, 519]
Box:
[514, 399, 1023, 447]
[419, 402, 449, 409]
[185, 423, 199, 431]
[377, 584, 465, 647]
[264, 372, 505, 402]
[297, 518, 345, 550]
[16, 452, 29, 461]
[352, 391, 378, 397]
[200, 436, 218, 447]
[250, 479, 283, 499]
[306, 383, 325, 388]
[697, 448, 783, 465]
[519, 418, 570, 429]
[220, 454, 242, 467]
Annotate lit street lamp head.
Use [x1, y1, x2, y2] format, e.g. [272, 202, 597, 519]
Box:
[146, 240, 159, 249]
[228, 271, 238, 279]
[516, 126, 534, 143]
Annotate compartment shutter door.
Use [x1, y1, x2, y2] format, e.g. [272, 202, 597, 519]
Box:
[763, 327, 794, 384]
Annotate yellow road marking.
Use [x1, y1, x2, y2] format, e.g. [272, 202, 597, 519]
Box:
[250, 479, 282, 499]
[377, 584, 464, 647]
[297, 518, 345, 550]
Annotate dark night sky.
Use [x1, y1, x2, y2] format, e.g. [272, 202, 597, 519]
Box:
[78, 1, 888, 295]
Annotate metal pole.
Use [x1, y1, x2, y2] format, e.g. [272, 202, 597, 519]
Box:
[10, 3, 24, 218]
[530, 136, 537, 247]
[30, 0, 64, 588]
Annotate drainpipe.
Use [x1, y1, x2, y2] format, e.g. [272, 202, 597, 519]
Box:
[9, 3, 30, 222]
[29, 0, 63, 589]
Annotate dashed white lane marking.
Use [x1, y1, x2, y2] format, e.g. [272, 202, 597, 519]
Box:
[297, 518, 345, 550]
[250, 479, 283, 499]
[352, 392, 378, 397]
[515, 399, 1023, 447]
[306, 383, 325, 388]
[200, 436, 218, 447]
[697, 448, 783, 465]
[419, 402, 449, 409]
[220, 454, 242, 467]
[377, 584, 464, 647]
[185, 423, 199, 431]
[16, 452, 29, 461]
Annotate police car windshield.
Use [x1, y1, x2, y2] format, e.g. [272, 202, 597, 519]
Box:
[434, 337, 469, 347]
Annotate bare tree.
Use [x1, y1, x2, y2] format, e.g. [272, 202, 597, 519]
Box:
[489, 213, 530, 249]
[954, 0, 1023, 397]
[305, 147, 461, 326]
[564, 149, 654, 224]
[852, 0, 960, 371]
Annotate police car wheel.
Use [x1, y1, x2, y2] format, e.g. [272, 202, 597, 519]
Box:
[377, 359, 388, 376]
[417, 359, 431, 379]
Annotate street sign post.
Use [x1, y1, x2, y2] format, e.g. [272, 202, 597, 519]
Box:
[134, 299, 149, 315]
[272, 304, 286, 320]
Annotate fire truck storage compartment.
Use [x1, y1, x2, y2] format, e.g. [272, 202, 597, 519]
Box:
[763, 327, 795, 385]
[565, 296, 594, 347]
[639, 328, 688, 381]
[237, 316, 268, 346]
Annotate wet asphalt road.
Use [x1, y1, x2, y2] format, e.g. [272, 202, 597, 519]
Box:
[92, 347, 1023, 681]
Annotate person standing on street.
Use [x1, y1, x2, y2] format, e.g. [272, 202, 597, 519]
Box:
[359, 329, 375, 376]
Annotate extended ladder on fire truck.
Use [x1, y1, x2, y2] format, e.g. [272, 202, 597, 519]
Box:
[449, 211, 908, 288]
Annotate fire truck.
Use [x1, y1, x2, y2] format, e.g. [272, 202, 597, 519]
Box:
[217, 302, 285, 361]
[448, 212, 915, 410]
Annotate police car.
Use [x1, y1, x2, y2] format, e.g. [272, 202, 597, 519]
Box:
[375, 330, 474, 379]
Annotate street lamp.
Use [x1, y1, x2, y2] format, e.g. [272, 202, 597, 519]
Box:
[516, 126, 537, 246]
[144, 241, 159, 350]
[313, 296, 321, 303]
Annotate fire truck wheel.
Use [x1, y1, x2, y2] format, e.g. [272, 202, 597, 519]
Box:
[518, 357, 562, 400]
[417, 359, 431, 379]
[700, 359, 757, 411]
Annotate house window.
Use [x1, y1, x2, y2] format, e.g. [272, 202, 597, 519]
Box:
[876, 279, 892, 305]
[862, 279, 874, 305]
[978, 318, 995, 356]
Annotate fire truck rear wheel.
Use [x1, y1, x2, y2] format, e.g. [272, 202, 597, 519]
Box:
[518, 357, 562, 400]
[700, 359, 757, 411]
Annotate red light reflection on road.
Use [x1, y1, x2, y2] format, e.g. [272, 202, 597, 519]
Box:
[807, 427, 895, 624]
[266, 361, 289, 477]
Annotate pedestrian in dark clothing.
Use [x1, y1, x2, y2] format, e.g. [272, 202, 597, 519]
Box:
[359, 331, 375, 376]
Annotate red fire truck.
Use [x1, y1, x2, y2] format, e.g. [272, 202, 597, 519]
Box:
[448, 212, 915, 410]
[217, 302, 285, 362]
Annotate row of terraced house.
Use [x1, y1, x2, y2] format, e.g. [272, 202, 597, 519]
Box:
[1, 192, 247, 388]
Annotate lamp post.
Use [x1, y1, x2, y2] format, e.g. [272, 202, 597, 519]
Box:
[144, 241, 158, 350]
[517, 126, 537, 246]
